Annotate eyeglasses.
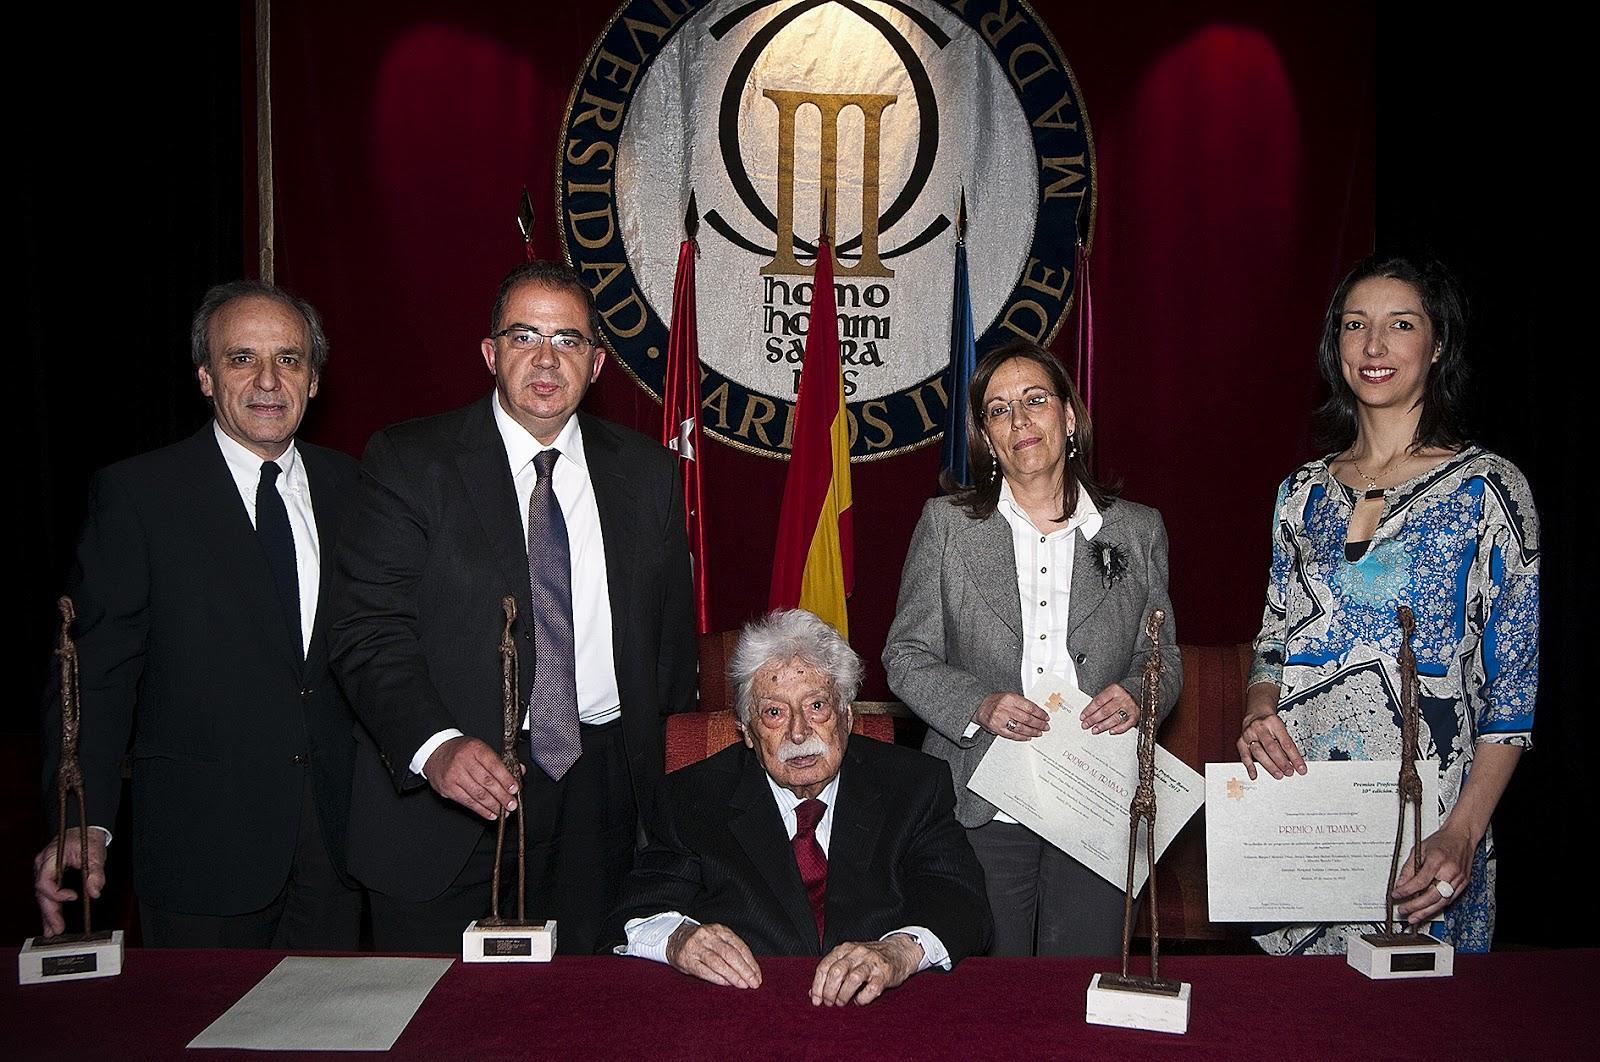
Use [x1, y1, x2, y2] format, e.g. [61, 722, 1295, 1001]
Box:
[984, 392, 1058, 421]
[492, 325, 595, 356]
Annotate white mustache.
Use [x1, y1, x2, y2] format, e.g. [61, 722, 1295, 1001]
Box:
[778, 736, 829, 762]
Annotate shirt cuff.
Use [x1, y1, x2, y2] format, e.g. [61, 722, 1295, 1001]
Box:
[89, 825, 112, 848]
[882, 926, 947, 971]
[617, 912, 696, 963]
[410, 729, 466, 777]
[962, 719, 981, 740]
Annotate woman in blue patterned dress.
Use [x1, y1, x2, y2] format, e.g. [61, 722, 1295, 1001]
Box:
[1240, 254, 1539, 954]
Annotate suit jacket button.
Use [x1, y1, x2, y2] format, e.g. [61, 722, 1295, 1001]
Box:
[292, 753, 308, 765]
[1075, 652, 1086, 665]
[300, 687, 313, 697]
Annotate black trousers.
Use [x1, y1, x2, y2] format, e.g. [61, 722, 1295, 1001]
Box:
[966, 819, 1132, 957]
[141, 776, 362, 949]
[369, 719, 636, 955]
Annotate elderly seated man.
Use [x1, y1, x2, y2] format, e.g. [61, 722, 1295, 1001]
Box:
[608, 608, 991, 1005]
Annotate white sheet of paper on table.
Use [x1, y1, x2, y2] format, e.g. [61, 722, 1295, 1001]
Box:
[967, 673, 1204, 892]
[187, 955, 453, 1051]
[1204, 759, 1440, 922]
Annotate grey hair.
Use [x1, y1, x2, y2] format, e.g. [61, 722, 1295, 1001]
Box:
[730, 609, 862, 725]
[190, 280, 330, 374]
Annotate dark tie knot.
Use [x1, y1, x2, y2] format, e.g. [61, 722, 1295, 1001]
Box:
[796, 798, 826, 833]
[260, 460, 283, 486]
[533, 449, 561, 479]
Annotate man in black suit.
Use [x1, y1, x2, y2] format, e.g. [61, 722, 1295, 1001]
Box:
[609, 609, 991, 1006]
[33, 282, 362, 948]
[331, 260, 696, 954]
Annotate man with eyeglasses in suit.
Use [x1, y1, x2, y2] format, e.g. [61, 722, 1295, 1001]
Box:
[331, 260, 696, 953]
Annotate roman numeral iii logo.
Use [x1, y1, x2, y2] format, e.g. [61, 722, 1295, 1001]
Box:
[760, 90, 896, 280]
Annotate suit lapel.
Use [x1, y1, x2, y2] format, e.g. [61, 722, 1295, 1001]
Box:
[823, 740, 885, 947]
[1067, 506, 1115, 639]
[454, 393, 534, 625]
[579, 414, 640, 657]
[954, 511, 1022, 639]
[727, 748, 820, 952]
[182, 427, 303, 676]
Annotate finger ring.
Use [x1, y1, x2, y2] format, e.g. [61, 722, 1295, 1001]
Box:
[1117, 709, 1129, 721]
[1435, 879, 1455, 899]
[1005, 721, 1017, 731]
[1249, 739, 1261, 746]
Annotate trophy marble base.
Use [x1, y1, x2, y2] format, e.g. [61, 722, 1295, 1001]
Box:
[1347, 931, 1454, 979]
[462, 920, 555, 963]
[18, 930, 123, 984]
[1086, 972, 1191, 1034]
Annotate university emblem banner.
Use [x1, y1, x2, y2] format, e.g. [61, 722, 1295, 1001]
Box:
[559, 0, 1095, 460]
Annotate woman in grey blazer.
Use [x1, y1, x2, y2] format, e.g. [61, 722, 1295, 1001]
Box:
[884, 340, 1180, 956]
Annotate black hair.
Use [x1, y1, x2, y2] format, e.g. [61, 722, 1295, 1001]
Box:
[1314, 253, 1470, 452]
[489, 260, 602, 341]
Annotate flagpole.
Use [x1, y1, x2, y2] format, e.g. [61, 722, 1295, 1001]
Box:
[254, 0, 275, 283]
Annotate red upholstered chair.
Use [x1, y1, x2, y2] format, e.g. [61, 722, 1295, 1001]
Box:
[666, 709, 894, 773]
[695, 629, 744, 716]
[1139, 643, 1255, 941]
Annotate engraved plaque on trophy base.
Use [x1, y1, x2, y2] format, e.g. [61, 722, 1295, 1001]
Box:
[1347, 931, 1453, 979]
[462, 920, 555, 963]
[1086, 972, 1191, 1034]
[18, 930, 123, 984]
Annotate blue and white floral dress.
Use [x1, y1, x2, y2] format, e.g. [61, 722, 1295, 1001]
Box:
[1249, 446, 1539, 954]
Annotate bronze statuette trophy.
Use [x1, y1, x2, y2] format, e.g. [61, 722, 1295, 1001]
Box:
[462, 597, 556, 962]
[1086, 609, 1190, 1033]
[19, 598, 124, 984]
[1347, 604, 1454, 979]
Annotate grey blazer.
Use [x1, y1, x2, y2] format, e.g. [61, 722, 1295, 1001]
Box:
[883, 495, 1182, 827]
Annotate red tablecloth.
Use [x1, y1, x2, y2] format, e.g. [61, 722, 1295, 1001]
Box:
[2, 948, 1591, 1060]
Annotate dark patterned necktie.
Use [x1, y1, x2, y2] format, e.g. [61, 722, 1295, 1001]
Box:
[526, 449, 581, 780]
[794, 798, 828, 945]
[256, 461, 302, 659]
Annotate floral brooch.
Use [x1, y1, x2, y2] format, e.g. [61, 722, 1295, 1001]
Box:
[1091, 541, 1128, 588]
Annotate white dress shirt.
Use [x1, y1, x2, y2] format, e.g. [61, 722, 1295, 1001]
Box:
[411, 401, 620, 774]
[965, 480, 1102, 823]
[618, 771, 949, 970]
[212, 422, 321, 658]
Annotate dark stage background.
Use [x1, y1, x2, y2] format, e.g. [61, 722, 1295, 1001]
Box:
[12, 3, 1586, 949]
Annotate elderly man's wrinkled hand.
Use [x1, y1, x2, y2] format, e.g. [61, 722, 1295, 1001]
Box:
[809, 934, 923, 1006]
[666, 921, 762, 989]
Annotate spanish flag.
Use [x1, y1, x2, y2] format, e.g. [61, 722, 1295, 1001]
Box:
[769, 235, 853, 637]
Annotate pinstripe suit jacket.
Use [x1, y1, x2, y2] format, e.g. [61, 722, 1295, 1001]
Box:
[883, 495, 1181, 827]
[606, 736, 991, 961]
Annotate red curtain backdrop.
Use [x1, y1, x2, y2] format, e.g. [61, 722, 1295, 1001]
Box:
[263, 1, 1374, 697]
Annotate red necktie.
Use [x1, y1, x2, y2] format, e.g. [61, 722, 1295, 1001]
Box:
[793, 798, 828, 945]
